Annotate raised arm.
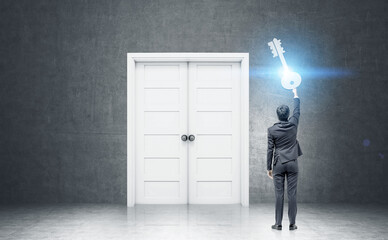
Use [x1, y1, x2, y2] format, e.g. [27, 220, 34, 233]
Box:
[288, 88, 300, 126]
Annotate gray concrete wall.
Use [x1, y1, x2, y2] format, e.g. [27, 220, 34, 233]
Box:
[0, 0, 387, 204]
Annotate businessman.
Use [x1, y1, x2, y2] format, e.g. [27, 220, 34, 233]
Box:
[267, 88, 302, 231]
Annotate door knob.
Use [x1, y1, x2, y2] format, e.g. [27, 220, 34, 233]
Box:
[188, 135, 195, 141]
[181, 135, 188, 141]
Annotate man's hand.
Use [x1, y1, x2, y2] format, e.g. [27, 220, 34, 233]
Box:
[292, 88, 298, 98]
[267, 170, 273, 179]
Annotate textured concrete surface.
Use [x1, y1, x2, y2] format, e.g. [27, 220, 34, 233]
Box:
[0, 0, 387, 204]
[0, 203, 388, 240]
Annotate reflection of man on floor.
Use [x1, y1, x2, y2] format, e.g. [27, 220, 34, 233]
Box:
[267, 88, 302, 231]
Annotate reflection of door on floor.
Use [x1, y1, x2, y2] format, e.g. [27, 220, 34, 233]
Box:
[135, 61, 241, 204]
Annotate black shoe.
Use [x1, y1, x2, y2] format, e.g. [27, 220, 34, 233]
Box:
[271, 224, 282, 230]
[289, 224, 298, 230]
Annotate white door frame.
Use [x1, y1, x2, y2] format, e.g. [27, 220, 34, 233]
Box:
[127, 53, 249, 207]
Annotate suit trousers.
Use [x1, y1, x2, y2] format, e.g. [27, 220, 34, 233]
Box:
[273, 159, 298, 225]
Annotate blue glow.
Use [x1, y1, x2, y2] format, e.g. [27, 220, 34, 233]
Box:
[250, 67, 355, 79]
[297, 67, 355, 78]
[277, 67, 284, 77]
[277, 67, 295, 77]
[363, 139, 370, 147]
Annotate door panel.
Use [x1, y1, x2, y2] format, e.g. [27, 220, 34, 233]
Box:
[144, 65, 181, 87]
[197, 182, 232, 198]
[196, 158, 232, 179]
[196, 135, 232, 157]
[196, 88, 232, 105]
[144, 182, 180, 198]
[136, 62, 188, 204]
[188, 62, 241, 204]
[195, 65, 233, 87]
[144, 112, 180, 133]
[197, 111, 232, 133]
[144, 135, 180, 157]
[144, 158, 180, 178]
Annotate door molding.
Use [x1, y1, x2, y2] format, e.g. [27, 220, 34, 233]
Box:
[127, 53, 249, 207]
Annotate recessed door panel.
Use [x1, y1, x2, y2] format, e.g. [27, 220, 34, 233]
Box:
[144, 89, 180, 105]
[196, 65, 232, 87]
[197, 88, 232, 105]
[197, 111, 232, 133]
[144, 135, 180, 157]
[144, 158, 180, 178]
[144, 65, 181, 87]
[196, 135, 233, 157]
[196, 158, 232, 179]
[197, 181, 232, 198]
[144, 112, 180, 134]
[144, 181, 180, 198]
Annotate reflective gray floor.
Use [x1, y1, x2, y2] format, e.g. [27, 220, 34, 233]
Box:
[0, 203, 387, 240]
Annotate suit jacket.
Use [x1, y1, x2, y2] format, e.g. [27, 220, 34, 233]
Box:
[267, 97, 303, 171]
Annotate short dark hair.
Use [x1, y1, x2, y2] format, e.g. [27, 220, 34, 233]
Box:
[276, 105, 290, 121]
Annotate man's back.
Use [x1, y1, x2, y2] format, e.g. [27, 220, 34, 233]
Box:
[267, 98, 302, 170]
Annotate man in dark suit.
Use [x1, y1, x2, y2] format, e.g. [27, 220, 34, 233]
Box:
[267, 88, 302, 231]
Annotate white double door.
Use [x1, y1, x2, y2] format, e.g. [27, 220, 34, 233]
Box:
[135, 62, 241, 204]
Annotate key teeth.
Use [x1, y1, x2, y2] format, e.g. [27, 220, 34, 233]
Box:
[271, 49, 278, 57]
[268, 42, 278, 57]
